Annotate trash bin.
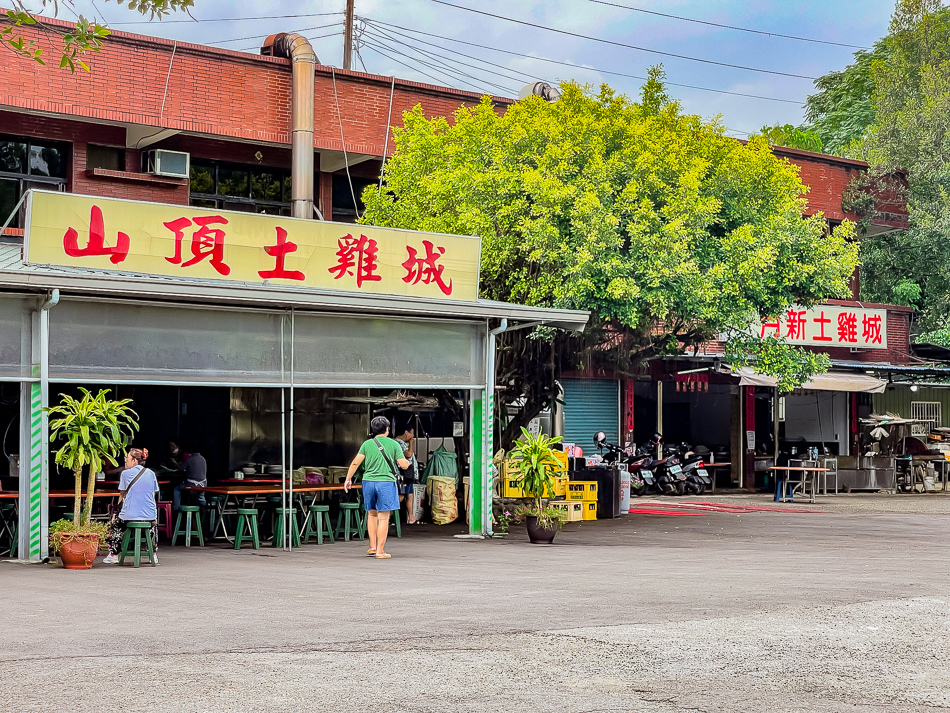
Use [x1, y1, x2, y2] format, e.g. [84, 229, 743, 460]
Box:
[573, 467, 621, 518]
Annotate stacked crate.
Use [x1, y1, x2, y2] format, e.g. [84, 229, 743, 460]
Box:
[547, 500, 583, 522]
[565, 481, 599, 520]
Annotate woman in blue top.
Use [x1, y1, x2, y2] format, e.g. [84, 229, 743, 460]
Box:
[103, 447, 160, 565]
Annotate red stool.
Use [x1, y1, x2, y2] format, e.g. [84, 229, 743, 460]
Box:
[156, 501, 174, 539]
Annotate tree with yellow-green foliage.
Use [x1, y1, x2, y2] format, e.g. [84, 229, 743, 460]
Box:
[362, 71, 858, 446]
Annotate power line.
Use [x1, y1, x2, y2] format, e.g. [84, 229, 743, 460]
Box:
[365, 23, 536, 84]
[361, 17, 805, 105]
[110, 12, 344, 26]
[427, 0, 817, 80]
[235, 30, 343, 53]
[207, 22, 342, 46]
[587, 0, 869, 50]
[364, 44, 483, 93]
[364, 38, 515, 95]
[364, 25, 534, 86]
[364, 35, 518, 93]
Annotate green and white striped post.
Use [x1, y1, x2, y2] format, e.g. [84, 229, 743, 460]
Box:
[19, 291, 56, 561]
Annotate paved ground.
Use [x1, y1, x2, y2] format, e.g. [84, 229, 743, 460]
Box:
[4, 492, 950, 712]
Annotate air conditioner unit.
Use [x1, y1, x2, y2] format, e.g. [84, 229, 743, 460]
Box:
[143, 149, 189, 178]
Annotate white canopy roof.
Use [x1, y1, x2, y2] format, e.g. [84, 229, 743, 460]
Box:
[734, 366, 886, 393]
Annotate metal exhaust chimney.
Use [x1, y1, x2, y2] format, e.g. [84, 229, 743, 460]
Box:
[262, 33, 317, 220]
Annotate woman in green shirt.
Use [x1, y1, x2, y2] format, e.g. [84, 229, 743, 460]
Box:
[345, 416, 410, 559]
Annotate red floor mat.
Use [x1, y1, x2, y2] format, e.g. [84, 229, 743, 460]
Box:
[678, 501, 827, 514]
[627, 507, 704, 516]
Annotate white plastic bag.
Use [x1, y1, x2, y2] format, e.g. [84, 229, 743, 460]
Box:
[411, 483, 426, 522]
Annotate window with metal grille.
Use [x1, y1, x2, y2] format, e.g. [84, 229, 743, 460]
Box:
[911, 401, 941, 436]
[0, 134, 69, 229]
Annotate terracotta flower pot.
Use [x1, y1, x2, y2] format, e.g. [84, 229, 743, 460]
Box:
[525, 515, 558, 544]
[58, 534, 101, 570]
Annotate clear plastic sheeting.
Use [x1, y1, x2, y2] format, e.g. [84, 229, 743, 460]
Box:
[48, 300, 287, 384]
[43, 298, 486, 387]
[293, 313, 485, 387]
[0, 294, 33, 380]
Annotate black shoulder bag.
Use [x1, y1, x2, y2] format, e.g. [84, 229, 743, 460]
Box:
[111, 465, 149, 520]
[374, 438, 413, 484]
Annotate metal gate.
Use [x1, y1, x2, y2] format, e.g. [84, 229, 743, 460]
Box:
[561, 379, 620, 451]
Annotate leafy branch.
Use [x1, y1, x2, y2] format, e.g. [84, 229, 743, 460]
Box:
[723, 332, 831, 393]
[2, 0, 194, 72]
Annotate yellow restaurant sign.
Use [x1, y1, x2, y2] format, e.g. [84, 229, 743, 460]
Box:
[23, 191, 481, 302]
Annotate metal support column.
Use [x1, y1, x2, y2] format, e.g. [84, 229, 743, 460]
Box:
[19, 290, 58, 561]
[469, 388, 487, 536]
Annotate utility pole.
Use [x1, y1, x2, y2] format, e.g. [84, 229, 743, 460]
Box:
[343, 0, 354, 70]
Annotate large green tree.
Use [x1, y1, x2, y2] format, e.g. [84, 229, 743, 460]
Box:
[802, 41, 888, 158]
[825, 0, 950, 334]
[361, 75, 858, 446]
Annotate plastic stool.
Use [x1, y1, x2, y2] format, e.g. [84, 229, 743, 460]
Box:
[335, 502, 365, 541]
[272, 507, 301, 547]
[390, 510, 402, 538]
[156, 502, 173, 539]
[118, 521, 157, 567]
[234, 508, 260, 550]
[172, 505, 204, 547]
[303, 505, 334, 544]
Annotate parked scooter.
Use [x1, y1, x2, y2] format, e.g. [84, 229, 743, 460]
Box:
[673, 442, 712, 495]
[594, 431, 683, 496]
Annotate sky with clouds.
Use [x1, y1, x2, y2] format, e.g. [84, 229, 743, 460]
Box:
[38, 0, 896, 137]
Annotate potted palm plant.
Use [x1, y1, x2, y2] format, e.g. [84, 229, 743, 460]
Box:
[46, 388, 138, 569]
[510, 427, 566, 544]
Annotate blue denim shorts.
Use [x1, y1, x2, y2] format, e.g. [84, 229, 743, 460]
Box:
[362, 479, 399, 512]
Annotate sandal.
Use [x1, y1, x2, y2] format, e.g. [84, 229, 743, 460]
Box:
[366, 549, 377, 556]
[375, 553, 392, 559]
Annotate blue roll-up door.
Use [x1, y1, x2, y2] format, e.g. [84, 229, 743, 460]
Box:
[561, 379, 620, 450]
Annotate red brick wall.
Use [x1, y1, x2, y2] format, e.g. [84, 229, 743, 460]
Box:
[0, 17, 511, 157]
[0, 110, 189, 204]
[773, 147, 908, 231]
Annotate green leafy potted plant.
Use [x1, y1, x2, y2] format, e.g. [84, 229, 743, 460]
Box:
[46, 388, 138, 569]
[510, 427, 567, 544]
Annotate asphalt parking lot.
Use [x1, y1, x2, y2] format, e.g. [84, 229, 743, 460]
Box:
[3, 493, 950, 712]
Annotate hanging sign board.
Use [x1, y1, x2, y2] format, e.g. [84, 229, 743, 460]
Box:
[23, 191, 481, 302]
[752, 305, 887, 350]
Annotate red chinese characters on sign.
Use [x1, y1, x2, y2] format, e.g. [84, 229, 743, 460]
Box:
[402, 240, 453, 296]
[755, 306, 886, 349]
[812, 310, 833, 342]
[760, 317, 781, 338]
[259, 227, 304, 281]
[164, 215, 231, 276]
[862, 314, 883, 344]
[837, 312, 858, 343]
[786, 309, 807, 340]
[328, 234, 382, 287]
[62, 205, 129, 264]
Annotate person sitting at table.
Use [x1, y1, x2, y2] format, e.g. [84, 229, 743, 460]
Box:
[344, 416, 410, 560]
[163, 440, 190, 473]
[103, 447, 159, 565]
[172, 448, 208, 511]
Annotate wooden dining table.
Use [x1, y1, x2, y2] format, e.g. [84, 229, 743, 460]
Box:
[186, 483, 362, 540]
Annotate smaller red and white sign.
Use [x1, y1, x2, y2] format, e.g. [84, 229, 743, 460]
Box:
[755, 305, 887, 350]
